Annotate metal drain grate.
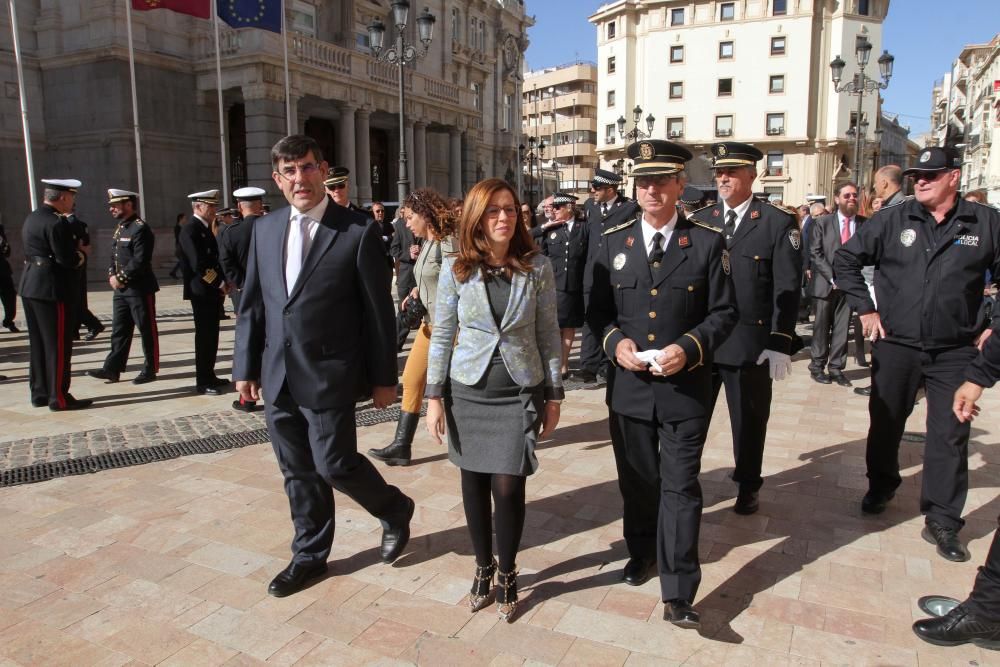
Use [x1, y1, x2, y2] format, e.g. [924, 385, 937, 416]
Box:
[0, 403, 421, 488]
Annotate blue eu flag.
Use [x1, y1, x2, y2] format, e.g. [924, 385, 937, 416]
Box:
[217, 0, 281, 33]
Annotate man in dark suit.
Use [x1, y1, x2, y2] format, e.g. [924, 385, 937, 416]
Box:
[234, 134, 414, 598]
[86, 189, 159, 385]
[65, 214, 104, 341]
[589, 140, 737, 629]
[389, 208, 420, 351]
[808, 182, 865, 386]
[178, 189, 228, 394]
[0, 220, 18, 332]
[690, 142, 802, 516]
[19, 179, 91, 410]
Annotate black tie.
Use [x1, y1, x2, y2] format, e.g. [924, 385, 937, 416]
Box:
[724, 209, 738, 243]
[649, 232, 664, 268]
[601, 203, 609, 217]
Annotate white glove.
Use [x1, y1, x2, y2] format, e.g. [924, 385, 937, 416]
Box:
[756, 350, 792, 381]
[635, 349, 664, 373]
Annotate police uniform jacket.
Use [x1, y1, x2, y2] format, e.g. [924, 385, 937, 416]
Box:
[218, 214, 259, 289]
[0, 223, 13, 277]
[966, 327, 1000, 388]
[584, 195, 640, 296]
[690, 199, 802, 364]
[540, 218, 589, 293]
[109, 215, 158, 296]
[588, 214, 738, 422]
[834, 197, 1000, 349]
[177, 216, 224, 300]
[18, 204, 84, 302]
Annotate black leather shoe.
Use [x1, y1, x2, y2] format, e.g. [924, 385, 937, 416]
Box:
[810, 371, 832, 384]
[913, 605, 1000, 648]
[854, 386, 872, 397]
[380, 496, 415, 563]
[663, 599, 701, 629]
[87, 368, 120, 383]
[574, 370, 597, 383]
[267, 560, 327, 598]
[855, 357, 870, 368]
[210, 377, 230, 388]
[622, 558, 654, 586]
[84, 323, 106, 341]
[829, 373, 853, 387]
[196, 385, 222, 395]
[861, 490, 894, 515]
[232, 399, 258, 412]
[922, 520, 970, 562]
[50, 396, 93, 411]
[3, 321, 19, 333]
[32, 397, 48, 408]
[734, 489, 760, 515]
[132, 372, 156, 385]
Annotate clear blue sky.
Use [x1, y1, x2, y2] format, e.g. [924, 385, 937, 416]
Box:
[525, 1, 998, 136]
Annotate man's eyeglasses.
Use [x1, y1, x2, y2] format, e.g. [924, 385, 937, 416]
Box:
[275, 162, 322, 180]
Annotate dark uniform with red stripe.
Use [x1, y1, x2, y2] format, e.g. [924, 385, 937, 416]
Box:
[19, 203, 85, 408]
[178, 215, 226, 388]
[100, 214, 159, 377]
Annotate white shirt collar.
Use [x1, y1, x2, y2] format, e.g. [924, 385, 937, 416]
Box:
[723, 196, 753, 226]
[293, 195, 330, 223]
[194, 214, 211, 228]
[640, 210, 678, 254]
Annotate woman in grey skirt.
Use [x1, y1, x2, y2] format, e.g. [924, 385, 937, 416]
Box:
[425, 178, 564, 622]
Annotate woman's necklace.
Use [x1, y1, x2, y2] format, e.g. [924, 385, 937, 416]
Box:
[483, 263, 506, 278]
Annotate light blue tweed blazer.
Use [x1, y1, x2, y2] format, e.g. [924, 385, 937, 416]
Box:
[426, 254, 565, 401]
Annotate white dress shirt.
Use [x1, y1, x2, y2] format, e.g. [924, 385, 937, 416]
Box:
[285, 196, 329, 295]
[722, 196, 753, 233]
[640, 210, 678, 257]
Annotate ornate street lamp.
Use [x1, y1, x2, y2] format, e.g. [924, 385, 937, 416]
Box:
[368, 2, 436, 201]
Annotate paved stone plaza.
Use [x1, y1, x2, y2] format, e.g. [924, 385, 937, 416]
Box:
[1, 283, 998, 665]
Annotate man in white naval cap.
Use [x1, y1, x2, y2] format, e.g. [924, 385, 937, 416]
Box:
[219, 186, 267, 412]
[87, 189, 160, 385]
[19, 178, 92, 410]
[178, 189, 229, 394]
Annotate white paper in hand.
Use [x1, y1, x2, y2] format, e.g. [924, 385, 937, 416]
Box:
[635, 349, 663, 373]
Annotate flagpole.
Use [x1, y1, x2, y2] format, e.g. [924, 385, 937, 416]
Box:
[8, 0, 36, 207]
[213, 9, 230, 207]
[124, 0, 147, 220]
[281, 0, 291, 135]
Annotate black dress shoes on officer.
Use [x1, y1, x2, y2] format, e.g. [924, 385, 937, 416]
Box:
[861, 490, 894, 514]
[380, 496, 415, 564]
[3, 321, 18, 333]
[87, 368, 120, 383]
[132, 371, 156, 385]
[32, 397, 47, 407]
[210, 376, 230, 387]
[854, 385, 872, 397]
[810, 371, 832, 384]
[912, 605, 1000, 648]
[622, 557, 654, 586]
[855, 356, 870, 368]
[734, 489, 760, 515]
[922, 520, 970, 562]
[50, 395, 93, 411]
[267, 560, 328, 598]
[196, 385, 222, 395]
[663, 599, 701, 629]
[84, 323, 105, 341]
[829, 372, 852, 387]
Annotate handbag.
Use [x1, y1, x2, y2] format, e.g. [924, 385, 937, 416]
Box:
[400, 293, 427, 330]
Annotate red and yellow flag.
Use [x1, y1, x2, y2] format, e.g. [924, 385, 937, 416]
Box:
[131, 0, 210, 18]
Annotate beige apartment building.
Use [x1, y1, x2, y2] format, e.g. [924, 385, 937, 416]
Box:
[522, 62, 600, 204]
[589, 0, 891, 204]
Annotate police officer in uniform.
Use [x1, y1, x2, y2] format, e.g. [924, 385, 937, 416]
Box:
[0, 219, 18, 332]
[690, 142, 802, 515]
[19, 178, 92, 410]
[65, 213, 105, 341]
[835, 146, 1000, 563]
[178, 189, 229, 394]
[588, 140, 737, 628]
[87, 189, 159, 385]
[325, 167, 393, 272]
[220, 186, 266, 412]
[538, 191, 589, 377]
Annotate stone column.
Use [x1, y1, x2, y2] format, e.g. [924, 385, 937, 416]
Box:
[244, 93, 287, 199]
[449, 127, 463, 198]
[414, 121, 427, 189]
[355, 108, 373, 205]
[337, 103, 357, 181]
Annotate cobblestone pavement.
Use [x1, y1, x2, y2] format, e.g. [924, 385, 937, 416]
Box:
[0, 282, 999, 665]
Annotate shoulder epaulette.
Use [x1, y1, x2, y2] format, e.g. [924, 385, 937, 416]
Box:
[135, 218, 145, 226]
[765, 201, 797, 217]
[689, 203, 715, 218]
[690, 219, 723, 233]
[603, 218, 636, 235]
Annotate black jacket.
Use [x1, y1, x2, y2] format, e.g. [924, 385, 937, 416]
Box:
[690, 199, 801, 363]
[109, 215, 158, 296]
[539, 219, 589, 293]
[835, 197, 1000, 349]
[177, 216, 224, 300]
[390, 217, 418, 293]
[18, 204, 83, 302]
[584, 195, 640, 295]
[0, 223, 12, 277]
[218, 214, 259, 289]
[588, 213, 737, 422]
[966, 328, 1000, 387]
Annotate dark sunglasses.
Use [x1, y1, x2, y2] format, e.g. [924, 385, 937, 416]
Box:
[327, 182, 347, 190]
[909, 171, 945, 182]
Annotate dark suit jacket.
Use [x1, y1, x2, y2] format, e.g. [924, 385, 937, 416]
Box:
[808, 213, 866, 299]
[389, 217, 418, 294]
[178, 216, 224, 300]
[18, 205, 82, 302]
[232, 198, 397, 410]
[218, 214, 259, 289]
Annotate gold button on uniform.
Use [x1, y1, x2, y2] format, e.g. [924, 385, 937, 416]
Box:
[649, 312, 657, 318]
[754, 255, 760, 260]
[647, 334, 656, 342]
[687, 285, 694, 292]
[650, 288, 658, 296]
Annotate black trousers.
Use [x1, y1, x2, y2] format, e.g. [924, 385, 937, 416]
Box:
[395, 283, 411, 351]
[190, 295, 221, 386]
[710, 363, 772, 492]
[0, 268, 15, 325]
[578, 321, 607, 376]
[75, 275, 101, 333]
[851, 309, 867, 363]
[810, 291, 849, 373]
[617, 412, 708, 602]
[965, 516, 1000, 620]
[265, 385, 410, 564]
[865, 340, 977, 530]
[22, 297, 73, 408]
[103, 292, 159, 375]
